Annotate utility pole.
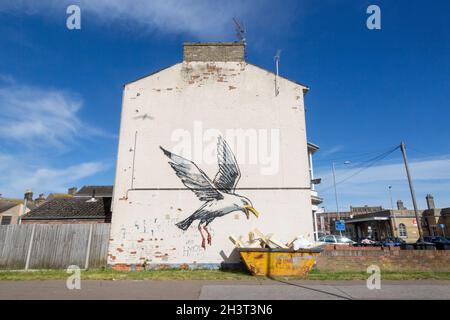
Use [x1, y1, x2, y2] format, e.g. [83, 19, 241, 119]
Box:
[332, 162, 342, 236]
[400, 142, 424, 242]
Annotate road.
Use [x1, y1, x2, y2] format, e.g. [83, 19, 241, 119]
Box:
[1, 279, 450, 299]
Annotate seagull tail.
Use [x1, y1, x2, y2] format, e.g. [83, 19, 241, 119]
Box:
[176, 215, 195, 231]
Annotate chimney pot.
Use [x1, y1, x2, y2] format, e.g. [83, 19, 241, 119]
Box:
[24, 189, 33, 202]
[426, 194, 435, 210]
[397, 200, 406, 210]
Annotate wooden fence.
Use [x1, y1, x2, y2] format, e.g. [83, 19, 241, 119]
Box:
[0, 224, 110, 270]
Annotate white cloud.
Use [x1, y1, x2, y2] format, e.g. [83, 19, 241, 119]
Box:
[316, 156, 450, 210]
[0, 79, 113, 198]
[0, 153, 109, 198]
[0, 81, 110, 150]
[0, 0, 257, 39]
[320, 145, 344, 157]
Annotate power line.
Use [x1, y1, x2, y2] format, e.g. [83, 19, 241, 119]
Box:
[408, 146, 450, 158]
[314, 146, 400, 164]
[318, 145, 400, 193]
[333, 146, 399, 186]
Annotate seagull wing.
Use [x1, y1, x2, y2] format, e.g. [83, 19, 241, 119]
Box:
[213, 136, 241, 193]
[160, 147, 223, 201]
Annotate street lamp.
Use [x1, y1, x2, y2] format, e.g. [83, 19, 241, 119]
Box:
[388, 185, 398, 236]
[331, 160, 351, 236]
[388, 185, 394, 210]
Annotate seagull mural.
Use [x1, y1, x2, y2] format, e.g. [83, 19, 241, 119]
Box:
[160, 136, 260, 249]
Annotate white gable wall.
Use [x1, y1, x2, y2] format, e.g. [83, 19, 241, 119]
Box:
[108, 61, 313, 267]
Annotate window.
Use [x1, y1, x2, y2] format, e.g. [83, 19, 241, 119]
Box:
[1, 216, 12, 225]
[325, 235, 336, 243]
[399, 223, 407, 237]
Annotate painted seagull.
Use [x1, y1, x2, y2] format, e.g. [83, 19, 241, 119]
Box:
[160, 136, 260, 249]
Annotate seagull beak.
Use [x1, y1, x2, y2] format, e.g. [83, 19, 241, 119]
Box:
[244, 205, 260, 219]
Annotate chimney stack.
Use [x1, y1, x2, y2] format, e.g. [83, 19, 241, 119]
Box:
[35, 193, 46, 206]
[68, 187, 78, 196]
[183, 42, 245, 62]
[397, 200, 406, 210]
[426, 194, 435, 210]
[24, 189, 33, 202]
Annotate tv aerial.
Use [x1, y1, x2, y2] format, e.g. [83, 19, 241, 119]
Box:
[233, 18, 246, 44]
[274, 49, 282, 95]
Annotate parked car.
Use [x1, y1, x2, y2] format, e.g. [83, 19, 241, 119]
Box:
[424, 236, 450, 245]
[381, 237, 405, 247]
[415, 238, 436, 250]
[355, 238, 381, 247]
[317, 235, 355, 246]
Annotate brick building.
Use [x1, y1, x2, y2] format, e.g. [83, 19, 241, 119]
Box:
[0, 190, 41, 225]
[328, 195, 449, 243]
[317, 205, 383, 235]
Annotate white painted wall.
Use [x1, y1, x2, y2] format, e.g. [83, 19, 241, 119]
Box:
[108, 61, 313, 266]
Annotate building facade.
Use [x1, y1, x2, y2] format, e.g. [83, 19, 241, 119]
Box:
[108, 42, 314, 268]
[0, 190, 36, 225]
[0, 202, 28, 225]
[317, 205, 383, 235]
[307, 142, 323, 240]
[330, 195, 449, 243]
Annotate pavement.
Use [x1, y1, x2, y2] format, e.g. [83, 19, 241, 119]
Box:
[1, 279, 450, 300]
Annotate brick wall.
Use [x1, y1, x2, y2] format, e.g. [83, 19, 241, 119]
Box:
[183, 42, 245, 62]
[316, 245, 450, 272]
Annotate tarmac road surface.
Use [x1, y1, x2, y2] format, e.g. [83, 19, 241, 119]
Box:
[1, 279, 450, 300]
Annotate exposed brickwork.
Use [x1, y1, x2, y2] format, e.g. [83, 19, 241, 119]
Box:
[183, 42, 245, 62]
[107, 244, 450, 272]
[111, 263, 143, 271]
[316, 245, 450, 272]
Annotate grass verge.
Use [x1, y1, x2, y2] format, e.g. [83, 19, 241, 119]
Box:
[0, 269, 449, 281]
[0, 268, 254, 281]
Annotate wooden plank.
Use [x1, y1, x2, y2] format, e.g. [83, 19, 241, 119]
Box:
[89, 224, 111, 268]
[0, 225, 33, 270]
[0, 223, 110, 270]
[228, 235, 243, 248]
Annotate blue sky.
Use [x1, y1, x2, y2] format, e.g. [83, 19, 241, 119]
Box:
[0, 0, 449, 211]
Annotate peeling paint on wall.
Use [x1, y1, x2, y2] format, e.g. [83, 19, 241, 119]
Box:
[108, 59, 313, 267]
